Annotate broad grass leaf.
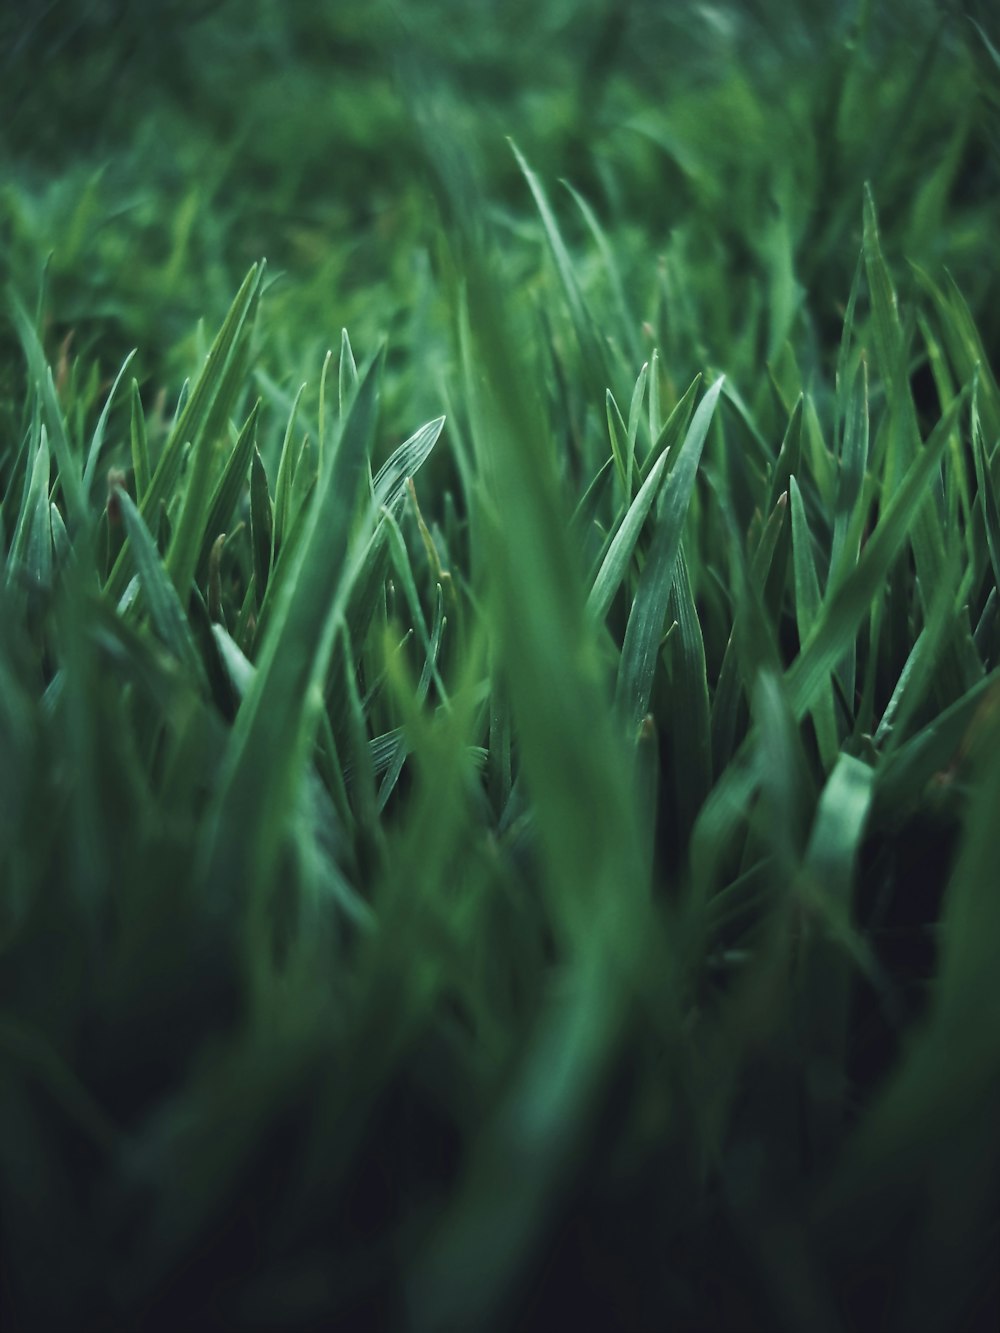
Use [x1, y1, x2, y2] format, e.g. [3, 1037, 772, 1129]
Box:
[372, 416, 445, 513]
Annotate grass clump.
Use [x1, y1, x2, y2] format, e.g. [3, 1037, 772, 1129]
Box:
[2, 3, 1000, 1330]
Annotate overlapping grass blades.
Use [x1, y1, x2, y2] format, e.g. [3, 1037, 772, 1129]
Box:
[2, 36, 1000, 1324]
[198, 345, 384, 907]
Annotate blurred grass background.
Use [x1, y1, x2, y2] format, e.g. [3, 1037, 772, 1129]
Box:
[2, 1, 1000, 1329]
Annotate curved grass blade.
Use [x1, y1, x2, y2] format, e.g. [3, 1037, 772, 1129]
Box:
[510, 140, 608, 393]
[116, 488, 205, 688]
[786, 383, 969, 723]
[107, 263, 263, 599]
[372, 416, 445, 513]
[790, 476, 838, 766]
[198, 345, 384, 905]
[873, 547, 962, 754]
[339, 328, 358, 419]
[711, 492, 788, 774]
[561, 178, 640, 367]
[194, 400, 260, 585]
[377, 583, 446, 811]
[7, 426, 51, 588]
[798, 753, 876, 1154]
[642, 372, 701, 481]
[606, 388, 629, 498]
[249, 443, 273, 611]
[616, 375, 724, 733]
[272, 382, 306, 555]
[971, 380, 1000, 595]
[695, 385, 968, 897]
[82, 348, 137, 493]
[587, 448, 668, 623]
[8, 292, 88, 532]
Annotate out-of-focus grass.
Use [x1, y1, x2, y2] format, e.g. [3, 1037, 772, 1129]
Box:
[2, 2, 1000, 1330]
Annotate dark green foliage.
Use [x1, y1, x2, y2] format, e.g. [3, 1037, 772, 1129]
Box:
[2, 3, 1000, 1330]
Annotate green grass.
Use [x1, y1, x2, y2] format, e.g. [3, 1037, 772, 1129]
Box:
[2, 2, 1000, 1329]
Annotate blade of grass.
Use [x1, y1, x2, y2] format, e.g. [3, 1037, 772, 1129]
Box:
[197, 346, 384, 914]
[372, 416, 445, 513]
[129, 379, 151, 504]
[510, 140, 608, 394]
[790, 476, 839, 767]
[107, 263, 263, 599]
[667, 542, 712, 833]
[82, 348, 137, 493]
[249, 443, 273, 612]
[8, 292, 88, 532]
[617, 375, 724, 734]
[116, 488, 205, 688]
[587, 448, 668, 623]
[193, 400, 260, 586]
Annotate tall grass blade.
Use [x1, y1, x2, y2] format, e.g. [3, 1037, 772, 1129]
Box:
[617, 376, 724, 734]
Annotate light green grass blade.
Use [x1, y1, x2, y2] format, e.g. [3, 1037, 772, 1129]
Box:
[642, 372, 701, 480]
[107, 263, 263, 599]
[798, 753, 875, 1154]
[212, 623, 255, 698]
[817, 740, 1000, 1328]
[8, 292, 88, 533]
[272, 381, 306, 554]
[586, 448, 668, 623]
[695, 386, 967, 896]
[377, 583, 445, 810]
[116, 488, 205, 687]
[198, 345, 384, 906]
[625, 361, 648, 498]
[873, 547, 962, 755]
[164, 273, 262, 601]
[372, 416, 445, 513]
[802, 754, 875, 926]
[50, 502, 71, 574]
[7, 426, 51, 588]
[382, 507, 448, 702]
[752, 667, 811, 879]
[786, 384, 969, 724]
[862, 184, 907, 411]
[317, 346, 333, 474]
[913, 264, 1000, 448]
[82, 349, 137, 493]
[648, 348, 662, 445]
[616, 376, 724, 734]
[605, 388, 629, 498]
[339, 328, 358, 418]
[765, 394, 804, 516]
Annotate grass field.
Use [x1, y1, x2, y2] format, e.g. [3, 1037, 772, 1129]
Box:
[2, 2, 1000, 1329]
